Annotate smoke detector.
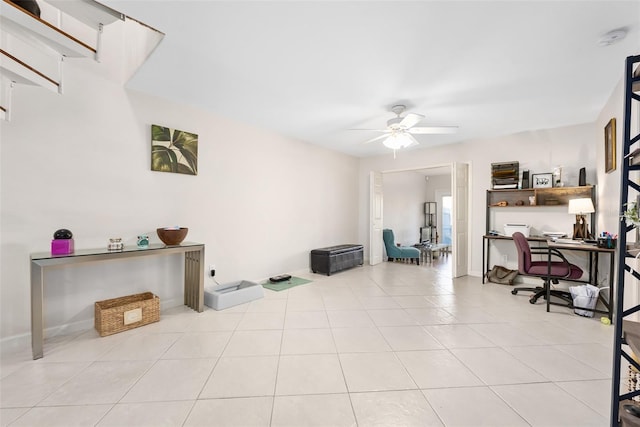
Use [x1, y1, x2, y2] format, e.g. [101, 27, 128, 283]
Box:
[598, 28, 627, 46]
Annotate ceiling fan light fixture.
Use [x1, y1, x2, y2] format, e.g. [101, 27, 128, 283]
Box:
[383, 132, 413, 150]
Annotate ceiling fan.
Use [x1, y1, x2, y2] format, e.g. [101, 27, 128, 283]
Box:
[360, 105, 458, 152]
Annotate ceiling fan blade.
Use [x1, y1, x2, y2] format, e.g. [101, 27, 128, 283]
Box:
[398, 113, 425, 129]
[349, 128, 389, 132]
[408, 126, 459, 134]
[405, 133, 420, 147]
[363, 133, 391, 144]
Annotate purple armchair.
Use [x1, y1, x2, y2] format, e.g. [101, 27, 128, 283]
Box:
[510, 232, 582, 304]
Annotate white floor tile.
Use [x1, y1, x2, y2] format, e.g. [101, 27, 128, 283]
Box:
[283, 311, 329, 329]
[556, 379, 612, 418]
[271, 394, 356, 427]
[97, 401, 194, 426]
[452, 347, 547, 385]
[0, 362, 90, 407]
[350, 390, 443, 426]
[185, 396, 273, 427]
[367, 309, 418, 326]
[0, 407, 30, 427]
[200, 355, 278, 398]
[276, 354, 347, 395]
[237, 312, 285, 330]
[222, 330, 283, 356]
[505, 345, 610, 381]
[339, 352, 416, 392]
[423, 386, 529, 426]
[161, 331, 231, 359]
[280, 328, 336, 354]
[40, 360, 151, 405]
[378, 326, 444, 351]
[98, 333, 181, 361]
[397, 350, 483, 389]
[423, 324, 495, 349]
[10, 404, 112, 427]
[326, 310, 375, 328]
[331, 327, 391, 353]
[121, 358, 215, 402]
[492, 382, 608, 426]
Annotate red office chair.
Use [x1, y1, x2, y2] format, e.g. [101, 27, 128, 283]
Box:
[511, 232, 582, 304]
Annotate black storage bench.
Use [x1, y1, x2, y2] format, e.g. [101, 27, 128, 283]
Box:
[311, 244, 364, 276]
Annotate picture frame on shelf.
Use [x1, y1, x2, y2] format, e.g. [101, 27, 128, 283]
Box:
[605, 118, 616, 173]
[532, 173, 553, 188]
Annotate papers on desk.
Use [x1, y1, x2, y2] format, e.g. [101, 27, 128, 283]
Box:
[543, 231, 567, 238]
[552, 238, 585, 244]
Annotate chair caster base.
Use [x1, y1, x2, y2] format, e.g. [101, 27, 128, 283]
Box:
[511, 289, 518, 295]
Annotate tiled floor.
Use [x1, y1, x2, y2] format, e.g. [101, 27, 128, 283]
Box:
[1, 259, 615, 426]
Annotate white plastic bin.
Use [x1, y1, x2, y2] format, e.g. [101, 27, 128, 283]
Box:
[204, 280, 264, 310]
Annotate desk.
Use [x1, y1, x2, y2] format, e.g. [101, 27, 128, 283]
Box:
[482, 235, 615, 320]
[545, 241, 615, 320]
[30, 242, 205, 359]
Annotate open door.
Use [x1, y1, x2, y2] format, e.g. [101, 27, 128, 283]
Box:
[452, 162, 469, 277]
[369, 171, 384, 265]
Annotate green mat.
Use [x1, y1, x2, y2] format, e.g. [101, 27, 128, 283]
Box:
[262, 276, 312, 291]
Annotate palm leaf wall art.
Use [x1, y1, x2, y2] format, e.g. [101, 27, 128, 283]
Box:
[151, 124, 198, 175]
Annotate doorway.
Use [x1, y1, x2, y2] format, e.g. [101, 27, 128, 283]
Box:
[369, 162, 470, 278]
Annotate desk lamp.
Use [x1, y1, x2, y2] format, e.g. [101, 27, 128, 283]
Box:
[568, 198, 595, 239]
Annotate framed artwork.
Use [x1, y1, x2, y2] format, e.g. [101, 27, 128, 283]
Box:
[532, 173, 553, 188]
[151, 124, 198, 175]
[605, 118, 616, 173]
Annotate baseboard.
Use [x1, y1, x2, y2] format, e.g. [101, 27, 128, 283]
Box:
[0, 297, 186, 353]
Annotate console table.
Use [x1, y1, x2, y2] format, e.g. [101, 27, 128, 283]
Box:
[30, 242, 205, 359]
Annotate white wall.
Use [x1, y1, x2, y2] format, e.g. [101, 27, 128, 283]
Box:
[358, 123, 600, 276]
[382, 171, 426, 246]
[0, 54, 358, 342]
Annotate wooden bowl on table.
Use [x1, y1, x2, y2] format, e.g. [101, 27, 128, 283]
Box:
[156, 227, 188, 246]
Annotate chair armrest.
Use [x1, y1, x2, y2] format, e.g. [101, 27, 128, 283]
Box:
[530, 248, 572, 264]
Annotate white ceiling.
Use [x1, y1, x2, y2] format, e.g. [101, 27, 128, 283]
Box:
[103, 0, 640, 158]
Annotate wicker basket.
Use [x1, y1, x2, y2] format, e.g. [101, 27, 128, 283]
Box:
[95, 292, 159, 336]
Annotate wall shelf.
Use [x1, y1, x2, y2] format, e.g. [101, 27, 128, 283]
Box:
[1, 49, 59, 92]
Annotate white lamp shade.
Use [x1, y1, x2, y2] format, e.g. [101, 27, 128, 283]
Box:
[382, 132, 413, 150]
[568, 198, 595, 215]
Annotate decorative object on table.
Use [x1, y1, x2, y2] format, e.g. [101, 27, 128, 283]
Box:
[95, 292, 160, 336]
[491, 161, 519, 189]
[51, 228, 74, 255]
[521, 170, 530, 189]
[504, 223, 530, 237]
[553, 166, 563, 187]
[156, 226, 188, 246]
[568, 197, 595, 239]
[515, 200, 524, 206]
[485, 265, 518, 285]
[597, 233, 618, 249]
[8, 0, 41, 17]
[137, 235, 149, 248]
[107, 238, 124, 251]
[579, 167, 587, 186]
[151, 124, 198, 175]
[605, 118, 616, 173]
[491, 200, 508, 207]
[532, 173, 553, 188]
[528, 196, 536, 205]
